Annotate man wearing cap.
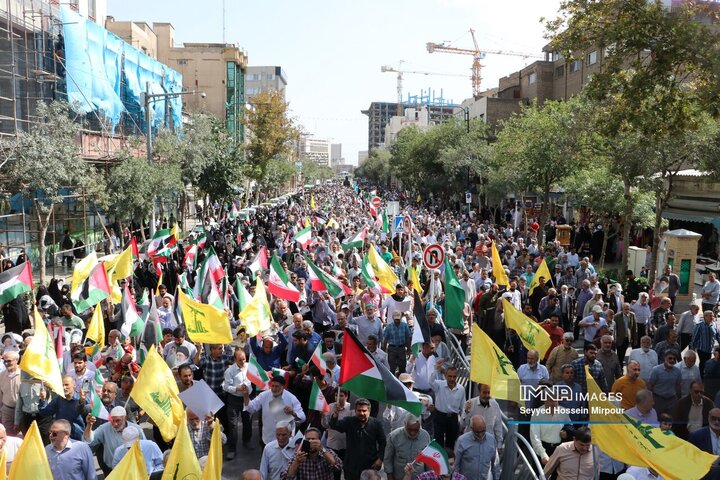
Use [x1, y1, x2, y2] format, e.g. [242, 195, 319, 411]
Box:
[243, 374, 306, 446]
[111, 425, 164, 478]
[383, 374, 434, 434]
[83, 405, 146, 476]
[383, 311, 412, 375]
[578, 305, 607, 347]
[385, 284, 411, 326]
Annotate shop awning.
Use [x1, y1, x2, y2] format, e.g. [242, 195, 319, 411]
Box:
[662, 208, 720, 229]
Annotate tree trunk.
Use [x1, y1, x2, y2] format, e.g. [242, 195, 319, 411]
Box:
[538, 186, 551, 246]
[621, 179, 634, 277]
[599, 216, 610, 270]
[34, 201, 54, 285]
[649, 178, 672, 285]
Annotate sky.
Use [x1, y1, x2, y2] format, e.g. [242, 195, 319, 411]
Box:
[107, 0, 563, 165]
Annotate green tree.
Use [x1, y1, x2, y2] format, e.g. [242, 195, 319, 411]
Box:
[493, 99, 584, 244]
[243, 90, 297, 203]
[260, 158, 295, 196]
[194, 119, 244, 208]
[1, 101, 100, 281]
[355, 150, 392, 186]
[300, 159, 333, 184]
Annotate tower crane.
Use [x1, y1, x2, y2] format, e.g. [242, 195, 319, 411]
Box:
[426, 29, 544, 98]
[381, 62, 468, 115]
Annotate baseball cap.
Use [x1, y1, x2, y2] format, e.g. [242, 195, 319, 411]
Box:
[592, 305, 603, 313]
[398, 373, 414, 384]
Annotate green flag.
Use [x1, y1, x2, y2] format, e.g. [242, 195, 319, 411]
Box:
[443, 259, 465, 329]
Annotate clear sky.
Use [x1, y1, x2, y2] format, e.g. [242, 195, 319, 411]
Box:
[108, 0, 562, 165]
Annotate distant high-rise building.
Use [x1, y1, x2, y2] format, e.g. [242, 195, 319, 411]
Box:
[331, 143, 343, 165]
[245, 66, 287, 102]
[361, 102, 399, 152]
[299, 136, 331, 167]
[358, 151, 369, 166]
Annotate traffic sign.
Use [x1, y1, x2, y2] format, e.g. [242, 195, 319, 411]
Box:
[394, 215, 404, 233]
[466, 192, 472, 204]
[371, 196, 381, 208]
[423, 244, 444, 270]
[403, 215, 412, 233]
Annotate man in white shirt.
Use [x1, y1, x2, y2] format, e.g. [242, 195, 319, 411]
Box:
[517, 350, 550, 390]
[628, 336, 659, 383]
[222, 349, 252, 458]
[431, 366, 465, 450]
[0, 423, 22, 469]
[242, 375, 306, 446]
[407, 343, 439, 394]
[259, 420, 295, 480]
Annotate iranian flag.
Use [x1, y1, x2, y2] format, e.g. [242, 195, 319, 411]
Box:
[369, 204, 377, 217]
[89, 388, 110, 420]
[120, 284, 143, 338]
[92, 368, 105, 394]
[247, 354, 270, 390]
[0, 262, 33, 304]
[183, 243, 198, 270]
[235, 274, 252, 311]
[248, 245, 269, 279]
[309, 379, 330, 413]
[310, 342, 327, 376]
[72, 263, 111, 312]
[339, 328, 422, 416]
[229, 203, 239, 221]
[202, 247, 226, 284]
[195, 232, 207, 249]
[341, 227, 366, 252]
[294, 226, 313, 249]
[305, 257, 352, 298]
[416, 440, 450, 475]
[268, 254, 300, 302]
[147, 228, 177, 258]
[271, 367, 291, 386]
[54, 324, 64, 374]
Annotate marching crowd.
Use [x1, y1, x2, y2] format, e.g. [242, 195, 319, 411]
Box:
[0, 182, 720, 480]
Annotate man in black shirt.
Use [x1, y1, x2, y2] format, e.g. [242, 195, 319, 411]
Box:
[329, 397, 385, 480]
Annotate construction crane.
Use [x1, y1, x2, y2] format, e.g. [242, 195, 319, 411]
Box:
[426, 29, 544, 98]
[381, 62, 468, 115]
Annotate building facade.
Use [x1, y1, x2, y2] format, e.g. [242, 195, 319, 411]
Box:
[299, 136, 331, 167]
[361, 102, 399, 152]
[245, 66, 287, 102]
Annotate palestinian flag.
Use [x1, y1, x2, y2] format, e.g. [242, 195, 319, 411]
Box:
[268, 254, 300, 302]
[306, 257, 352, 298]
[310, 341, 327, 376]
[411, 290, 432, 356]
[309, 379, 330, 413]
[229, 203, 239, 221]
[369, 204, 377, 217]
[340, 328, 421, 415]
[183, 243, 198, 270]
[294, 226, 313, 249]
[89, 388, 110, 421]
[120, 284, 143, 338]
[242, 232, 255, 251]
[0, 262, 33, 304]
[147, 228, 177, 258]
[416, 440, 450, 475]
[139, 300, 163, 365]
[247, 354, 270, 390]
[72, 263, 111, 312]
[130, 236, 140, 260]
[248, 245, 268, 279]
[341, 227, 366, 252]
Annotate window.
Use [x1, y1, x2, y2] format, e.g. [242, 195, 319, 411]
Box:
[555, 65, 565, 78]
[569, 60, 581, 73]
[552, 51, 563, 62]
[587, 51, 598, 65]
[177, 59, 187, 65]
[266, 73, 275, 81]
[528, 72, 537, 84]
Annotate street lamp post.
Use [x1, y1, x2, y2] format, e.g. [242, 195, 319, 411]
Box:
[142, 81, 204, 236]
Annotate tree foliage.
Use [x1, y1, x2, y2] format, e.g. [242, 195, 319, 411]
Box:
[354, 150, 392, 186]
[301, 159, 333, 184]
[260, 158, 296, 195]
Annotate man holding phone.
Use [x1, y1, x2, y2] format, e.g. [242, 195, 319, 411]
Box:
[281, 426, 341, 480]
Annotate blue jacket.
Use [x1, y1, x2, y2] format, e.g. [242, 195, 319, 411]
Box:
[39, 392, 89, 440]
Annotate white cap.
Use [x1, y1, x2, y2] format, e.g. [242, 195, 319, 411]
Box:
[110, 406, 127, 417]
[592, 305, 603, 313]
[122, 425, 139, 446]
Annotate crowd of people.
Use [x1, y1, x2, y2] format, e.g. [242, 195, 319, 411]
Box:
[0, 181, 719, 480]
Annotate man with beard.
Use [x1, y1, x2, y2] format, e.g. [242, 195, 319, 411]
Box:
[83, 406, 146, 476]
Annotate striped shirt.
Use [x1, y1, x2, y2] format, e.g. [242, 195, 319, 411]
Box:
[691, 322, 720, 353]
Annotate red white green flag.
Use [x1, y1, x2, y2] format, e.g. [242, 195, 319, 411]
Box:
[305, 257, 352, 299]
[415, 440, 450, 475]
[268, 254, 300, 303]
[293, 226, 313, 249]
[89, 388, 110, 420]
[147, 228, 177, 258]
[341, 227, 366, 252]
[309, 379, 330, 413]
[92, 368, 105, 395]
[183, 243, 198, 270]
[248, 245, 268, 279]
[0, 261, 33, 304]
[247, 354, 270, 390]
[310, 341, 327, 376]
[72, 263, 111, 312]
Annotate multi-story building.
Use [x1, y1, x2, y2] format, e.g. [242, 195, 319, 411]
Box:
[299, 136, 331, 167]
[361, 102, 399, 152]
[358, 151, 369, 166]
[245, 66, 287, 102]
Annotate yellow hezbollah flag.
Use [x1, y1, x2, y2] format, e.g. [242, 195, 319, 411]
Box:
[161, 411, 201, 480]
[86, 302, 105, 348]
[410, 265, 423, 296]
[130, 347, 184, 442]
[105, 244, 133, 281]
[528, 258, 551, 295]
[585, 366, 715, 480]
[70, 250, 98, 298]
[201, 418, 223, 480]
[106, 440, 149, 480]
[178, 289, 233, 344]
[171, 223, 180, 240]
[155, 271, 163, 296]
[8, 421, 51, 479]
[491, 241, 509, 287]
[0, 447, 5, 480]
[310, 194, 316, 210]
[470, 323, 521, 403]
[20, 308, 64, 396]
[368, 244, 399, 294]
[326, 218, 340, 229]
[501, 298, 552, 359]
[304, 217, 311, 228]
[238, 278, 273, 337]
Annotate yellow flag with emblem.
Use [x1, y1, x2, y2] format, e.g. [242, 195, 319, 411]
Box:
[310, 193, 316, 210]
[238, 277, 273, 336]
[501, 298, 552, 359]
[585, 366, 716, 480]
[86, 302, 105, 348]
[410, 265, 423, 296]
[130, 346, 184, 442]
[106, 440, 149, 480]
[201, 417, 223, 480]
[20, 308, 64, 395]
[470, 323, 521, 403]
[490, 241, 509, 287]
[368, 244, 399, 294]
[528, 258, 551, 295]
[70, 250, 98, 298]
[178, 288, 233, 344]
[105, 243, 133, 281]
[8, 421, 51, 478]
[161, 411, 201, 480]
